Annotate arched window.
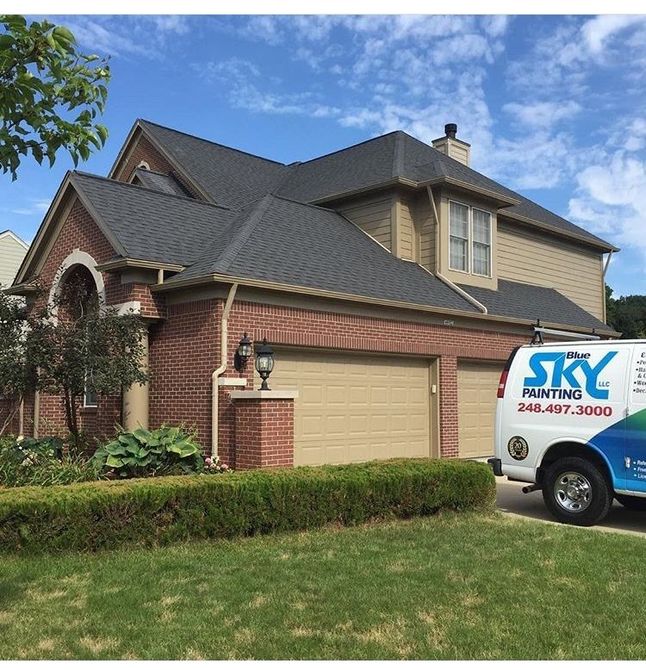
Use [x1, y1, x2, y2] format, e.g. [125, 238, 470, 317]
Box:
[48, 251, 106, 408]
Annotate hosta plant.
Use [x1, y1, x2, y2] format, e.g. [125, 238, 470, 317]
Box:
[92, 426, 204, 478]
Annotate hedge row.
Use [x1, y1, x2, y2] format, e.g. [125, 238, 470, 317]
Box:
[0, 458, 495, 554]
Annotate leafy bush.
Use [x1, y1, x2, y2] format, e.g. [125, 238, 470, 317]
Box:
[0, 458, 495, 554]
[92, 426, 207, 478]
[0, 435, 101, 487]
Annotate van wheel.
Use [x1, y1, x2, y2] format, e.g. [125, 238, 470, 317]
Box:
[542, 457, 611, 526]
[615, 494, 646, 511]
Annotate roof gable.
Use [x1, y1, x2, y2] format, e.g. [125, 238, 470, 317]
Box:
[0, 230, 29, 250]
[70, 172, 238, 266]
[139, 120, 290, 209]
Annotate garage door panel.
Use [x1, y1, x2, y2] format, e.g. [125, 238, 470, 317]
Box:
[458, 361, 503, 459]
[264, 350, 432, 466]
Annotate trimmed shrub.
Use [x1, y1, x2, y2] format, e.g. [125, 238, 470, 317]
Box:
[0, 458, 495, 554]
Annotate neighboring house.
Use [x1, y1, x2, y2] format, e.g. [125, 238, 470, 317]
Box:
[6, 120, 618, 467]
[0, 230, 28, 290]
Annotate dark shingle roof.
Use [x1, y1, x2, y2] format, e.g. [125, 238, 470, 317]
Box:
[140, 120, 289, 209]
[140, 121, 613, 250]
[71, 172, 237, 266]
[277, 133, 401, 202]
[280, 132, 611, 249]
[67, 172, 613, 330]
[460, 279, 608, 331]
[132, 168, 189, 197]
[167, 194, 479, 313]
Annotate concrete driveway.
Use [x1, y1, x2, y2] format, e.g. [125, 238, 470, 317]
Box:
[496, 477, 646, 536]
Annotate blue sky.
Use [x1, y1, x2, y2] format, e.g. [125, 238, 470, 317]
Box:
[2, 14, 646, 296]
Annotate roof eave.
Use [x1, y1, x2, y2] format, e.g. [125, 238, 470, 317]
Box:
[420, 176, 521, 207]
[3, 281, 38, 296]
[96, 258, 186, 273]
[309, 174, 616, 253]
[150, 271, 617, 337]
[13, 173, 75, 286]
[499, 210, 619, 252]
[310, 177, 418, 205]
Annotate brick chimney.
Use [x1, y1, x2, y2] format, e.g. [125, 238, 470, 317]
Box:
[432, 123, 470, 166]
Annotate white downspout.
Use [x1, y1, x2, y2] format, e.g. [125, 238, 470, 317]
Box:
[211, 283, 238, 458]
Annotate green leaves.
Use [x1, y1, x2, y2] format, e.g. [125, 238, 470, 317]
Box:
[0, 14, 111, 180]
[3, 277, 148, 440]
[92, 426, 205, 478]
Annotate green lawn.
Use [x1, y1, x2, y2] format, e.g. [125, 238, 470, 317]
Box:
[1, 512, 645, 660]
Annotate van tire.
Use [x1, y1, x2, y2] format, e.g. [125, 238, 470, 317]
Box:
[542, 457, 611, 526]
[615, 494, 646, 511]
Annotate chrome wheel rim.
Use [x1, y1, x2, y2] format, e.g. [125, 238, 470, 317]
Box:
[554, 472, 592, 513]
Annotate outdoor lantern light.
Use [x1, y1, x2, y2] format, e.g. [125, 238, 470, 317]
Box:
[234, 333, 253, 372]
[255, 338, 275, 390]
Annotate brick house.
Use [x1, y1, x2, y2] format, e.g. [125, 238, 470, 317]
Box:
[6, 120, 618, 468]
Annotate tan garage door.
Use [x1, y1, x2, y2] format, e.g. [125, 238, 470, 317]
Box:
[266, 350, 431, 466]
[457, 360, 504, 459]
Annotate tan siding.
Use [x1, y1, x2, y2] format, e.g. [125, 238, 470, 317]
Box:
[498, 219, 604, 319]
[399, 196, 415, 260]
[449, 143, 469, 166]
[338, 194, 392, 251]
[412, 191, 435, 272]
[0, 236, 27, 288]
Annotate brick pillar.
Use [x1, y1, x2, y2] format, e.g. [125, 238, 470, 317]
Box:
[230, 390, 298, 469]
[439, 355, 459, 458]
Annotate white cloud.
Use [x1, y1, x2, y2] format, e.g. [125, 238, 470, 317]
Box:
[582, 15, 646, 55]
[198, 58, 340, 118]
[63, 15, 191, 59]
[206, 14, 646, 241]
[502, 101, 581, 130]
[568, 152, 646, 257]
[9, 199, 51, 216]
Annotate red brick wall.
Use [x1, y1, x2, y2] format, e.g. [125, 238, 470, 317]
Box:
[439, 356, 459, 458]
[234, 398, 294, 469]
[148, 298, 219, 453]
[23, 198, 166, 442]
[114, 131, 203, 200]
[215, 298, 528, 459]
[115, 134, 175, 183]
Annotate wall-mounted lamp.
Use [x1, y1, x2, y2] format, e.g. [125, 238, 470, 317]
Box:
[234, 333, 253, 372]
[255, 338, 275, 390]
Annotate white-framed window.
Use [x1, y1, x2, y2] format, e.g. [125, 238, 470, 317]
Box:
[449, 200, 492, 277]
[449, 202, 470, 272]
[83, 379, 97, 408]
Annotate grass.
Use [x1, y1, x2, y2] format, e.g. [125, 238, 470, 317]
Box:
[1, 511, 645, 660]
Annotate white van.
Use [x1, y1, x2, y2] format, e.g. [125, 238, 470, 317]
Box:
[489, 339, 646, 526]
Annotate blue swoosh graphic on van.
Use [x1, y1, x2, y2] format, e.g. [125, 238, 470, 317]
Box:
[585, 408, 646, 490]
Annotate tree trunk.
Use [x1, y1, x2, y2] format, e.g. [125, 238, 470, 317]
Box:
[63, 389, 77, 442]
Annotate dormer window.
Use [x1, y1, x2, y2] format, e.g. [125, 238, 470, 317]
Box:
[449, 200, 491, 277]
